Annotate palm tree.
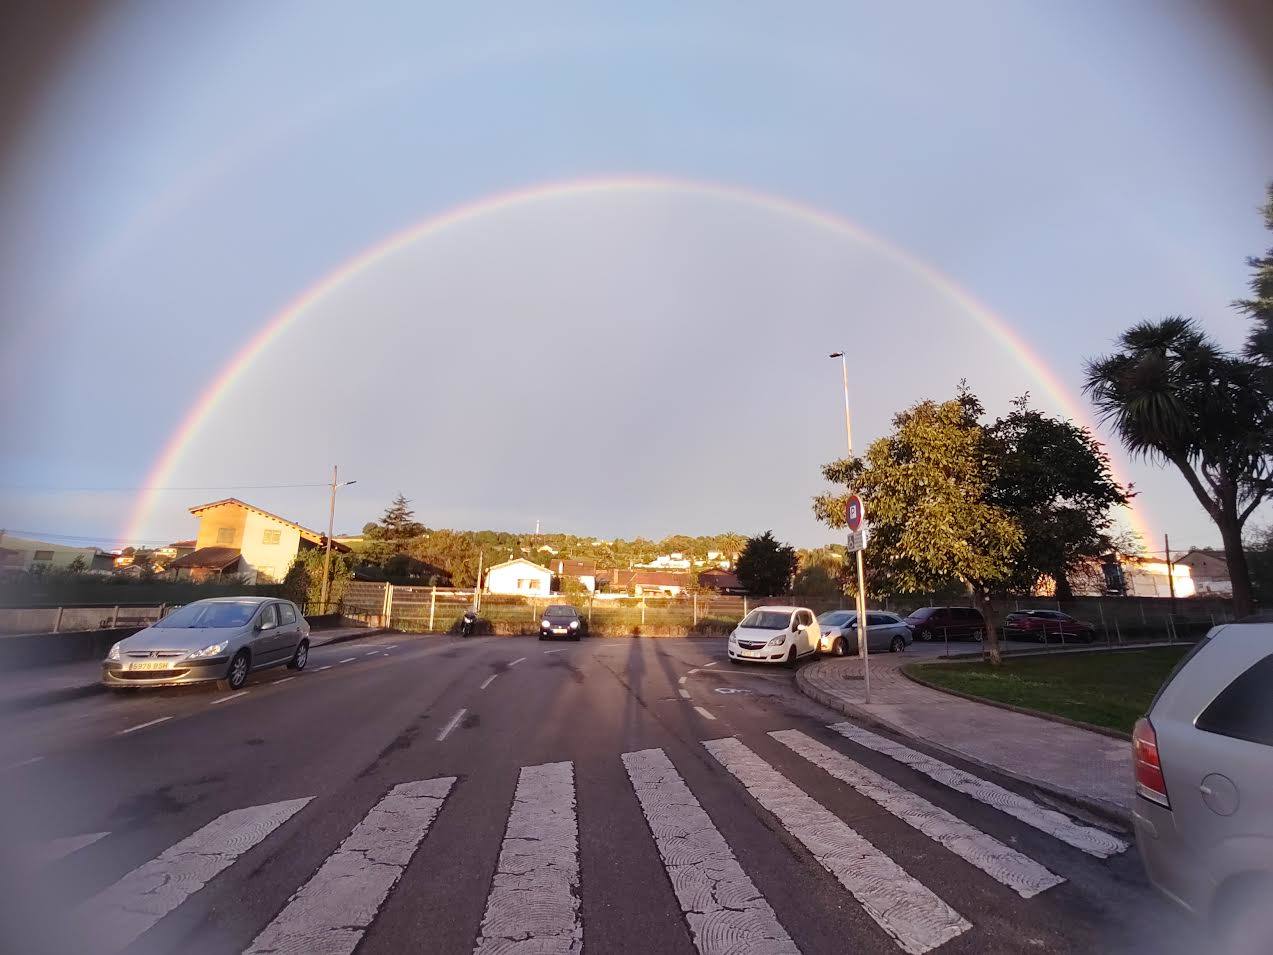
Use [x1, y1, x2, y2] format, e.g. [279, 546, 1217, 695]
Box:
[1085, 317, 1273, 617]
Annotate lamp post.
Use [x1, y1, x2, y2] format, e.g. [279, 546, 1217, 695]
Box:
[319, 466, 357, 612]
[829, 351, 870, 703]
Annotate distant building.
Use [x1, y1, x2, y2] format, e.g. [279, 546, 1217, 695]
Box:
[484, 557, 552, 596]
[168, 498, 347, 585]
[0, 534, 97, 574]
[635, 553, 693, 571]
[698, 568, 744, 594]
[1174, 549, 1232, 596]
[607, 569, 690, 596]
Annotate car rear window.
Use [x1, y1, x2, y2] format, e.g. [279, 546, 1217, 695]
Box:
[1194, 653, 1273, 747]
[907, 608, 935, 620]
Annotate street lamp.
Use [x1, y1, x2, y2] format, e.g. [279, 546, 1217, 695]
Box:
[829, 351, 870, 703]
[320, 466, 357, 612]
[829, 352, 852, 457]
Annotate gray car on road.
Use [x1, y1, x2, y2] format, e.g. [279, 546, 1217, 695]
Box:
[1133, 621, 1273, 954]
[101, 597, 310, 691]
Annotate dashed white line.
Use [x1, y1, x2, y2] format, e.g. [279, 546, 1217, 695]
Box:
[274, 676, 295, 685]
[474, 761, 580, 953]
[693, 706, 717, 721]
[480, 674, 499, 690]
[210, 691, 248, 705]
[678, 676, 688, 685]
[543, 648, 563, 654]
[3, 755, 45, 771]
[436, 708, 467, 742]
[704, 737, 970, 954]
[315, 665, 332, 671]
[382, 645, 398, 650]
[117, 717, 171, 735]
[507, 656, 526, 667]
[703, 661, 718, 667]
[623, 748, 797, 954]
[365, 650, 379, 656]
[678, 689, 692, 699]
[338, 657, 357, 664]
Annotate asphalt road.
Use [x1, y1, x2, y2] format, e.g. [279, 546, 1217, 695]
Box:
[0, 634, 1203, 954]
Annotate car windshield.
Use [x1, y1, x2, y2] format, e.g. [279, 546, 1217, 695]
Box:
[155, 601, 258, 629]
[818, 611, 854, 627]
[545, 606, 576, 617]
[740, 610, 791, 630]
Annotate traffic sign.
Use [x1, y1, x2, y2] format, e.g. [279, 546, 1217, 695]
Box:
[846, 494, 865, 532]
[846, 527, 870, 552]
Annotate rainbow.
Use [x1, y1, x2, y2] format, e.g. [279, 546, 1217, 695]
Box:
[123, 174, 1153, 544]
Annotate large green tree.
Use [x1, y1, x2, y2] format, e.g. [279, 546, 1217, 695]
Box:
[735, 531, 798, 597]
[1238, 182, 1273, 376]
[1086, 318, 1273, 617]
[814, 391, 1022, 663]
[987, 397, 1130, 598]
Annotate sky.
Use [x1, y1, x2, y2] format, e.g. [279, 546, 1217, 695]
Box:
[1, 1, 1271, 554]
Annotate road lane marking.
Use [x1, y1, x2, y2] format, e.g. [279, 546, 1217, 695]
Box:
[210, 691, 248, 705]
[382, 645, 398, 649]
[704, 737, 970, 954]
[436, 708, 467, 742]
[544, 648, 563, 654]
[2, 755, 45, 771]
[475, 761, 580, 953]
[338, 657, 357, 664]
[623, 748, 797, 955]
[693, 706, 717, 721]
[678, 676, 688, 685]
[315, 665, 332, 671]
[274, 677, 295, 685]
[365, 650, 380, 656]
[28, 831, 110, 866]
[678, 689, 692, 699]
[508, 656, 526, 667]
[702, 661, 718, 667]
[480, 674, 499, 690]
[773, 730, 1063, 898]
[245, 780, 452, 955]
[117, 717, 171, 735]
[828, 722, 1128, 858]
[78, 797, 310, 955]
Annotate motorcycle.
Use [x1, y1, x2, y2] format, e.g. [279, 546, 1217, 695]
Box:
[460, 611, 478, 637]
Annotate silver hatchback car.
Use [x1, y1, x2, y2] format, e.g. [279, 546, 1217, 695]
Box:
[1133, 621, 1273, 954]
[102, 597, 310, 691]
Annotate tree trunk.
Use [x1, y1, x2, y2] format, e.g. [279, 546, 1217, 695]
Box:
[1052, 567, 1074, 601]
[970, 584, 1002, 665]
[1218, 509, 1256, 618]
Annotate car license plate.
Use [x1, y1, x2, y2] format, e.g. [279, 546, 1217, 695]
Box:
[742, 650, 762, 658]
[553, 628, 568, 634]
[128, 661, 171, 671]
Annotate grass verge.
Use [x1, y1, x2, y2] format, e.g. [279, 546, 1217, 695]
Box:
[904, 646, 1190, 734]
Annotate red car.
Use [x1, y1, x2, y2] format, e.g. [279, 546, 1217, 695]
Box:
[1004, 609, 1096, 642]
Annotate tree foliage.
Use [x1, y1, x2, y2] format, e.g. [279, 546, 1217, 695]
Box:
[1239, 182, 1273, 376]
[735, 531, 798, 597]
[284, 548, 355, 611]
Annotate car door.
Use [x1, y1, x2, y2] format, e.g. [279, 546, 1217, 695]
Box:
[800, 610, 819, 654]
[251, 602, 281, 665]
[275, 600, 301, 659]
[866, 613, 894, 651]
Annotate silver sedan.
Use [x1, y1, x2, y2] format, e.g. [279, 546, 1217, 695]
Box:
[101, 597, 310, 691]
[816, 609, 912, 655]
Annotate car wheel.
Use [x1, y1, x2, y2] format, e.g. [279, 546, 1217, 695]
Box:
[571, 633, 580, 642]
[831, 637, 846, 657]
[538, 633, 546, 641]
[219, 651, 249, 691]
[970, 629, 984, 642]
[786, 647, 798, 668]
[890, 635, 905, 653]
[919, 629, 933, 642]
[287, 640, 309, 671]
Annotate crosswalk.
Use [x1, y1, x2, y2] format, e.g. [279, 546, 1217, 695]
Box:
[45, 721, 1128, 954]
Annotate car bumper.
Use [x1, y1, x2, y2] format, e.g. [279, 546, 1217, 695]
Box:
[728, 645, 787, 662]
[540, 628, 579, 639]
[101, 658, 229, 688]
[1133, 799, 1206, 918]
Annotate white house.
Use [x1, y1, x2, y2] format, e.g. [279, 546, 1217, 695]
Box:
[484, 557, 553, 596]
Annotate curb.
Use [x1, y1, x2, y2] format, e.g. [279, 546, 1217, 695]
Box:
[899, 665, 1132, 741]
[938, 640, 1184, 662]
[0, 681, 105, 714]
[309, 627, 391, 648]
[794, 663, 1132, 828]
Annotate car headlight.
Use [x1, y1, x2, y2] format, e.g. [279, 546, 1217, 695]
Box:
[768, 634, 787, 647]
[107, 642, 122, 661]
[569, 620, 579, 629]
[541, 619, 551, 628]
[187, 640, 229, 659]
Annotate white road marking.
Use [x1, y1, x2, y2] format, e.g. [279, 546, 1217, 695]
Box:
[828, 722, 1128, 858]
[365, 650, 380, 656]
[210, 691, 248, 705]
[508, 656, 526, 667]
[678, 689, 692, 699]
[78, 798, 310, 955]
[245, 780, 452, 955]
[704, 737, 970, 954]
[693, 706, 717, 721]
[678, 676, 688, 685]
[28, 831, 110, 866]
[543, 648, 563, 654]
[475, 761, 581, 954]
[703, 661, 718, 667]
[274, 676, 295, 685]
[480, 674, 499, 690]
[437, 708, 467, 742]
[623, 748, 797, 954]
[773, 730, 1064, 898]
[338, 657, 357, 664]
[688, 668, 701, 675]
[117, 717, 171, 735]
[2, 755, 45, 771]
[315, 665, 332, 671]
[382, 644, 398, 650]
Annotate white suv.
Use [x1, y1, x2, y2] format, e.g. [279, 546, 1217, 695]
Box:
[727, 606, 821, 666]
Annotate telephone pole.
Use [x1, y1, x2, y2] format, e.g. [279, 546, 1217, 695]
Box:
[319, 466, 357, 612]
[830, 351, 870, 703]
[1164, 533, 1176, 617]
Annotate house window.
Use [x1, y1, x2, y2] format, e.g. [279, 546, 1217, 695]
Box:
[216, 527, 234, 545]
[33, 550, 54, 562]
[518, 578, 542, 591]
[262, 529, 281, 545]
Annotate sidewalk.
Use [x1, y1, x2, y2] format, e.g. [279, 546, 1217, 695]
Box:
[0, 626, 389, 713]
[796, 653, 1133, 823]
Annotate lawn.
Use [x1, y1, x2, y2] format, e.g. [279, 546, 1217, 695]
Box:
[904, 646, 1191, 734]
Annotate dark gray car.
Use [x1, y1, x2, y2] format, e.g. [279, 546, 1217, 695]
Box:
[101, 597, 310, 691]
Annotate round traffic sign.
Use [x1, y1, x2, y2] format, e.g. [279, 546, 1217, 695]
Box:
[846, 494, 865, 532]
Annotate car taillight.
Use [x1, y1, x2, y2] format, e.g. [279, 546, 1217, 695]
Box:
[1133, 717, 1170, 808]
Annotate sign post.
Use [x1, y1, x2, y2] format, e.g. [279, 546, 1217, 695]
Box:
[846, 494, 871, 704]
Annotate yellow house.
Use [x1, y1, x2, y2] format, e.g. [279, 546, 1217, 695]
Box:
[169, 498, 348, 584]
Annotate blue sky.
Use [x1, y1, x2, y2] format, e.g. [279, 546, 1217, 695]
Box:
[1, 2, 1270, 552]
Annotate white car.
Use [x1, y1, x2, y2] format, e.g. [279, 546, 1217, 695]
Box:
[816, 609, 913, 655]
[727, 606, 821, 665]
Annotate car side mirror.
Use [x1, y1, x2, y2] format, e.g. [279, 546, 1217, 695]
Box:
[253, 621, 263, 632]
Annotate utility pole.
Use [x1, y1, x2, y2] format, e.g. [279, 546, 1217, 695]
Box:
[830, 351, 869, 704]
[319, 466, 356, 612]
[474, 549, 484, 613]
[1164, 533, 1176, 618]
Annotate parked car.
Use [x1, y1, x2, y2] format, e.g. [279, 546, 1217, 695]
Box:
[816, 609, 912, 655]
[1133, 621, 1273, 954]
[903, 606, 986, 642]
[102, 597, 309, 691]
[728, 606, 821, 666]
[1004, 609, 1096, 643]
[539, 604, 585, 640]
